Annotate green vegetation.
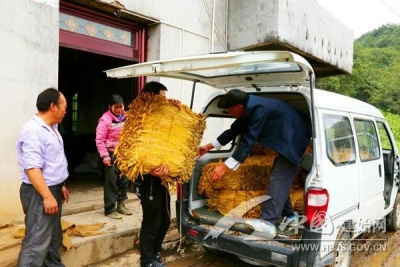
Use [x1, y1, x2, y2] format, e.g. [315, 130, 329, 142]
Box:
[381, 112, 400, 150]
[316, 24, 400, 150]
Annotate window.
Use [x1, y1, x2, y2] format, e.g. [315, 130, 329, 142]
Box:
[354, 120, 380, 161]
[201, 116, 235, 151]
[376, 121, 395, 207]
[60, 12, 134, 46]
[59, 2, 145, 61]
[377, 122, 394, 151]
[324, 114, 356, 165]
[72, 93, 78, 133]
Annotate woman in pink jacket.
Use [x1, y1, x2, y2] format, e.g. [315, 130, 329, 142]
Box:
[95, 94, 132, 219]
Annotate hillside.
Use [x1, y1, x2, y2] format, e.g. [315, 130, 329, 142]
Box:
[316, 24, 400, 148]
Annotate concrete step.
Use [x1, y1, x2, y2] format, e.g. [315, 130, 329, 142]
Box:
[88, 231, 195, 267]
[0, 179, 178, 267]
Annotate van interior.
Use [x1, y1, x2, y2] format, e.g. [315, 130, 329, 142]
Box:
[189, 91, 312, 241]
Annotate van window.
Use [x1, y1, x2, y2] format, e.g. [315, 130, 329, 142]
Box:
[376, 122, 394, 151]
[354, 119, 380, 161]
[201, 116, 236, 151]
[324, 114, 356, 165]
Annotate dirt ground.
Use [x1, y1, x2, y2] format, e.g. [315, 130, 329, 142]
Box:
[92, 231, 400, 267]
[168, 231, 400, 267]
[350, 231, 400, 267]
[4, 223, 398, 267]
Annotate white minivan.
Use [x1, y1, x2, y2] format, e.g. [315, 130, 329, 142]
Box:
[106, 51, 400, 267]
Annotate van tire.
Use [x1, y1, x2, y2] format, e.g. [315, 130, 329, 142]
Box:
[329, 226, 351, 267]
[386, 193, 400, 231]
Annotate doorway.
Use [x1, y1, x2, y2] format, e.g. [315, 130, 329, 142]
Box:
[59, 46, 137, 181]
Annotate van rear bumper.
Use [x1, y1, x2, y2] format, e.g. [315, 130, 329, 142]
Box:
[176, 200, 322, 266]
[195, 225, 299, 266]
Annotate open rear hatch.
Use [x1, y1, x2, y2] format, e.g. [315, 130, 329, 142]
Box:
[105, 51, 314, 88]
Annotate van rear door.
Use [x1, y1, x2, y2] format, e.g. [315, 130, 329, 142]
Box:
[105, 51, 314, 89]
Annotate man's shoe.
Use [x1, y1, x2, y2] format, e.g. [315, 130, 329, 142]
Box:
[154, 254, 163, 264]
[244, 219, 277, 241]
[282, 214, 299, 227]
[106, 211, 122, 219]
[117, 202, 133, 215]
[142, 260, 167, 267]
[245, 219, 276, 233]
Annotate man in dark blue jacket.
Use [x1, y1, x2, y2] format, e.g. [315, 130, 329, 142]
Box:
[198, 89, 311, 227]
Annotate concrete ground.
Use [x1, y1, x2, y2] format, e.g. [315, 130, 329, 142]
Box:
[0, 174, 179, 267]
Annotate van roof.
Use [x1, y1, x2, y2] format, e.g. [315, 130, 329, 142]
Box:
[105, 51, 314, 88]
[313, 89, 384, 118]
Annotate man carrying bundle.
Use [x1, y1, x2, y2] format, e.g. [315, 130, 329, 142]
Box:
[137, 81, 180, 267]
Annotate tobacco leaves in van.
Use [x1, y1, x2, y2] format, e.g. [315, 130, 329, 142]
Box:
[198, 144, 311, 218]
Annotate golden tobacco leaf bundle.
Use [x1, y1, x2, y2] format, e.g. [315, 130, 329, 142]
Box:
[115, 93, 206, 186]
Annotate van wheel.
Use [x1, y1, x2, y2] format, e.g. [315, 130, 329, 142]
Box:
[386, 193, 400, 231]
[330, 227, 351, 267]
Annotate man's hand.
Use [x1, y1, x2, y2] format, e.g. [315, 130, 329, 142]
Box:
[26, 168, 61, 215]
[62, 185, 69, 204]
[150, 164, 169, 177]
[168, 99, 181, 106]
[210, 163, 228, 182]
[198, 143, 214, 158]
[43, 195, 59, 215]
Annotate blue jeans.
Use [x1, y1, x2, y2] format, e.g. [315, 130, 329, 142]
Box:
[104, 152, 129, 215]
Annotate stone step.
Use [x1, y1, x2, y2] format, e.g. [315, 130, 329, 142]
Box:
[0, 181, 178, 267]
[87, 227, 191, 267]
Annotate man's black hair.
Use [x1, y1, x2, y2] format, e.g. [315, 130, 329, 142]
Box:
[217, 89, 249, 109]
[36, 88, 61, 112]
[142, 81, 168, 95]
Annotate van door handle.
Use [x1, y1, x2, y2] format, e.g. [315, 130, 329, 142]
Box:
[379, 164, 382, 177]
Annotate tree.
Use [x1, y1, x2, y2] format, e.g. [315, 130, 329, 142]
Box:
[316, 24, 400, 113]
[316, 24, 400, 148]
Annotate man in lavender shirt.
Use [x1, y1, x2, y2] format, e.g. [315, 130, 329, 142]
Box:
[16, 88, 70, 267]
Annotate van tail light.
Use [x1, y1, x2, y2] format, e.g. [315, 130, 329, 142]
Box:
[176, 183, 183, 200]
[188, 229, 200, 238]
[304, 188, 329, 228]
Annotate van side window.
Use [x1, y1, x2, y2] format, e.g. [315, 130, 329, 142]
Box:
[354, 120, 380, 161]
[376, 122, 394, 151]
[324, 114, 356, 165]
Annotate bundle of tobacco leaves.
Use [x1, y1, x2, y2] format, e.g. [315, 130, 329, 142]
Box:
[199, 143, 312, 218]
[115, 93, 206, 186]
[290, 188, 304, 213]
[206, 189, 266, 218]
[198, 154, 276, 197]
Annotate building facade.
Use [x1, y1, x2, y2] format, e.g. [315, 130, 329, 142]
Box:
[0, 0, 353, 222]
